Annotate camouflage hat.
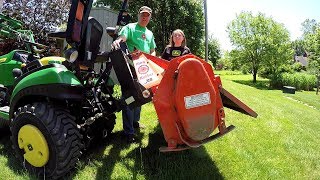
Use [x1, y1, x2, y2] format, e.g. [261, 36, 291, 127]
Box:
[139, 6, 152, 14]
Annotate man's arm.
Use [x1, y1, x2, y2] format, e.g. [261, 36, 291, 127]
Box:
[150, 49, 156, 56]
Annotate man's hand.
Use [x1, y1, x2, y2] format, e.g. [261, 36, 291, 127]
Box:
[111, 36, 126, 50]
[111, 39, 122, 50]
[150, 49, 156, 56]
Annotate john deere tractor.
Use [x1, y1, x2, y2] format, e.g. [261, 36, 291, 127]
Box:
[0, 0, 257, 179]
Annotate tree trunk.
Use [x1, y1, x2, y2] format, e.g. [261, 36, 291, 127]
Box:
[252, 69, 257, 83]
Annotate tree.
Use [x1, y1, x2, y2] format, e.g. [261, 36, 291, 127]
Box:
[216, 51, 233, 70]
[2, 0, 70, 42]
[227, 11, 293, 83]
[306, 27, 320, 75]
[95, 0, 205, 57]
[292, 39, 306, 56]
[299, 19, 320, 75]
[207, 34, 221, 66]
[301, 19, 318, 37]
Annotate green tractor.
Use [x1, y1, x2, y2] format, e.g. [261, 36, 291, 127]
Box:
[0, 0, 142, 178]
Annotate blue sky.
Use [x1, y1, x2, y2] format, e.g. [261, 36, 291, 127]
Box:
[207, 0, 320, 51]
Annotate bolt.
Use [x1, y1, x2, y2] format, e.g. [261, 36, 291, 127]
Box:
[27, 144, 33, 151]
[142, 90, 150, 98]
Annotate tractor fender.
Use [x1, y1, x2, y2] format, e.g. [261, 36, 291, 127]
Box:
[9, 64, 83, 118]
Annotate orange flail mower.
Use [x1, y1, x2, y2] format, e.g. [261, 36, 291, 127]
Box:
[130, 52, 258, 152]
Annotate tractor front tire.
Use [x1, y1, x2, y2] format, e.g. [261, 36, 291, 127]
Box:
[10, 103, 83, 179]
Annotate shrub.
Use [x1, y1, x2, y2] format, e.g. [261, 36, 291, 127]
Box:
[278, 72, 317, 91]
[269, 73, 283, 89]
[292, 62, 304, 72]
[216, 58, 232, 70]
[259, 64, 294, 79]
[258, 67, 270, 79]
[278, 64, 294, 74]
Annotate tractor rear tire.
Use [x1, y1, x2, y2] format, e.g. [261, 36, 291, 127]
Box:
[10, 102, 83, 179]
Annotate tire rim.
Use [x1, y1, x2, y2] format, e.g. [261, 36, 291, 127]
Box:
[18, 124, 49, 167]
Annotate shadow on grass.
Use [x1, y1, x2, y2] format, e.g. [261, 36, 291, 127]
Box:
[140, 125, 224, 180]
[1, 125, 224, 180]
[233, 79, 271, 90]
[64, 131, 134, 180]
[0, 127, 129, 180]
[69, 124, 224, 180]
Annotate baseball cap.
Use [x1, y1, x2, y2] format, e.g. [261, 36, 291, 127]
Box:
[139, 6, 152, 14]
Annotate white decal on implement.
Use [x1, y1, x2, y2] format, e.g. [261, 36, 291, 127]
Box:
[133, 55, 159, 85]
[184, 92, 211, 109]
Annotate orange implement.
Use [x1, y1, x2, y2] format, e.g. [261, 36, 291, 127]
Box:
[133, 52, 257, 152]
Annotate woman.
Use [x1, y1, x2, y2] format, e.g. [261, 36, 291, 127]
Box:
[161, 29, 191, 61]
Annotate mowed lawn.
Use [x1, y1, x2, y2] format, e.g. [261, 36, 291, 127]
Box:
[0, 71, 319, 179]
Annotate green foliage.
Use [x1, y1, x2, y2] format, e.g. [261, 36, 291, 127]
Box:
[207, 35, 221, 66]
[309, 28, 320, 74]
[112, 84, 122, 99]
[277, 72, 317, 91]
[307, 56, 320, 75]
[95, 0, 205, 56]
[301, 19, 318, 37]
[292, 62, 304, 72]
[241, 65, 251, 74]
[2, 1, 70, 41]
[228, 49, 245, 70]
[292, 39, 306, 56]
[259, 64, 293, 79]
[227, 11, 293, 83]
[300, 19, 320, 76]
[278, 64, 294, 74]
[216, 56, 232, 70]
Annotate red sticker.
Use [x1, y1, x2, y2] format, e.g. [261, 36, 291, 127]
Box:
[138, 65, 149, 74]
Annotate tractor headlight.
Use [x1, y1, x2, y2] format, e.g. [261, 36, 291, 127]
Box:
[64, 48, 78, 63]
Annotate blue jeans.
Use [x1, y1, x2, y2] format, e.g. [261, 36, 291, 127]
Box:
[122, 105, 141, 135]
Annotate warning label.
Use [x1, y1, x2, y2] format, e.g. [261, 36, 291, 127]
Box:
[133, 55, 159, 85]
[184, 92, 211, 109]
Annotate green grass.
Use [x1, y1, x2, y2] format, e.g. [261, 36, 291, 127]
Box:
[1, 72, 320, 179]
[284, 91, 320, 110]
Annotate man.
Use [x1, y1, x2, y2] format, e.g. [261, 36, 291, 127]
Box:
[112, 6, 156, 143]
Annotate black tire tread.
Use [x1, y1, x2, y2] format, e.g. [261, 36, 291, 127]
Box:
[10, 103, 83, 179]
